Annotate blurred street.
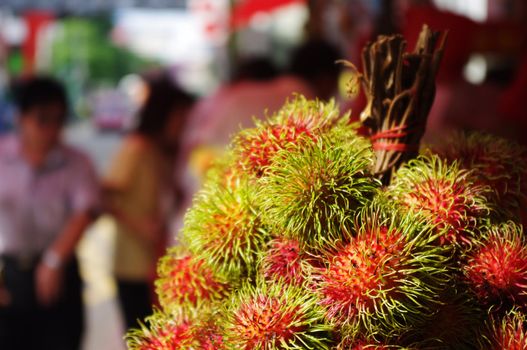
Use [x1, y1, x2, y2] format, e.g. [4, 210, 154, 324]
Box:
[78, 218, 126, 350]
[66, 122, 126, 350]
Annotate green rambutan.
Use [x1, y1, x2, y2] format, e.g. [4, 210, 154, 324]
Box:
[155, 248, 230, 313]
[481, 308, 527, 350]
[316, 205, 451, 340]
[388, 155, 491, 248]
[258, 133, 379, 248]
[429, 131, 527, 220]
[221, 279, 333, 349]
[463, 221, 527, 310]
[233, 96, 344, 177]
[182, 179, 270, 280]
[259, 237, 308, 286]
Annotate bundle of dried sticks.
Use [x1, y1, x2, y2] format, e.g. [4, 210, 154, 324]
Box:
[346, 25, 447, 184]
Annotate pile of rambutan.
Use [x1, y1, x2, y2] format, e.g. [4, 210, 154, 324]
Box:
[126, 28, 527, 349]
[127, 94, 527, 349]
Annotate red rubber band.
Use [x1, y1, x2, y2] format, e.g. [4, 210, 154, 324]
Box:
[372, 142, 416, 152]
[371, 125, 415, 152]
[370, 125, 409, 141]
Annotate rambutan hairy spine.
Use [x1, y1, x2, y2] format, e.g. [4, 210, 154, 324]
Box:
[316, 204, 451, 341]
[155, 247, 230, 313]
[221, 279, 333, 350]
[428, 131, 527, 221]
[182, 178, 270, 281]
[233, 96, 346, 177]
[259, 237, 309, 286]
[481, 308, 527, 350]
[464, 221, 527, 310]
[388, 155, 491, 248]
[126, 310, 223, 350]
[258, 133, 379, 249]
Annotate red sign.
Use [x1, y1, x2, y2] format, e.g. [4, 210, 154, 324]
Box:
[231, 0, 306, 29]
[22, 10, 54, 75]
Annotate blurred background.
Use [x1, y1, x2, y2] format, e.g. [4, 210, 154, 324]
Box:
[1, 1, 526, 349]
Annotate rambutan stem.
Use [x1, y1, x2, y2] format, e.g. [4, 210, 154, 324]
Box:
[359, 25, 447, 185]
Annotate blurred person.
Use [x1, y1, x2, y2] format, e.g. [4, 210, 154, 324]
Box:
[0, 76, 99, 349]
[289, 39, 342, 101]
[232, 56, 279, 82]
[186, 56, 313, 151]
[103, 75, 194, 331]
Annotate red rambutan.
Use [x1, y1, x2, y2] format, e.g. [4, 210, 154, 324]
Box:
[234, 96, 344, 177]
[126, 311, 194, 350]
[388, 155, 491, 247]
[319, 226, 403, 322]
[482, 308, 527, 350]
[127, 310, 224, 350]
[259, 237, 308, 286]
[155, 248, 230, 313]
[194, 320, 225, 350]
[464, 222, 527, 310]
[221, 280, 333, 349]
[316, 206, 450, 340]
[429, 131, 527, 221]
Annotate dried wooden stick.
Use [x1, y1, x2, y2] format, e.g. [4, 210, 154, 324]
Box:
[351, 25, 447, 185]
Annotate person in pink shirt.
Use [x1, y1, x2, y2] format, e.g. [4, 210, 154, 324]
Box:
[0, 76, 100, 349]
[185, 57, 312, 151]
[186, 41, 342, 155]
